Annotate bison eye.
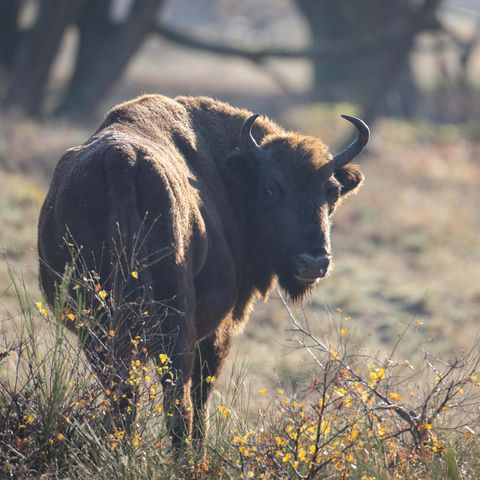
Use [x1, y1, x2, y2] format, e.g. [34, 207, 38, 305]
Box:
[263, 184, 277, 200]
[262, 182, 283, 201]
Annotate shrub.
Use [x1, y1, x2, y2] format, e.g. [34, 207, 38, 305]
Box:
[0, 270, 479, 479]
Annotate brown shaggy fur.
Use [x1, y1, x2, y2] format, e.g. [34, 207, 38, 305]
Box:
[37, 94, 364, 448]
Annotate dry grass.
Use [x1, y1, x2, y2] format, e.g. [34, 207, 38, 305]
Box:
[0, 274, 478, 479]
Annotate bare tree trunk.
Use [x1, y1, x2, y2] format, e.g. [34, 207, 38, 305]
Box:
[333, 0, 442, 149]
[58, 0, 165, 119]
[0, 0, 21, 69]
[358, 0, 442, 126]
[295, 0, 441, 119]
[3, 0, 85, 115]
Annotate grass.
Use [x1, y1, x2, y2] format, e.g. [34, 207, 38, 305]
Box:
[0, 270, 479, 479]
[0, 171, 44, 314]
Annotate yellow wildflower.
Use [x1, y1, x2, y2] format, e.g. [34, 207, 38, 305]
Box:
[239, 445, 251, 456]
[258, 388, 268, 395]
[330, 349, 341, 361]
[335, 387, 348, 397]
[298, 448, 307, 461]
[205, 375, 216, 384]
[418, 423, 433, 432]
[348, 428, 360, 442]
[218, 404, 230, 419]
[131, 271, 139, 279]
[132, 433, 141, 447]
[377, 423, 386, 438]
[369, 367, 385, 382]
[388, 392, 402, 402]
[159, 353, 171, 365]
[282, 452, 292, 463]
[23, 414, 34, 425]
[98, 290, 107, 300]
[35, 301, 48, 316]
[57, 433, 65, 441]
[431, 434, 443, 452]
[320, 419, 331, 435]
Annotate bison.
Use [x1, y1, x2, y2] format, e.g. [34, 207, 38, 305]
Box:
[38, 94, 369, 448]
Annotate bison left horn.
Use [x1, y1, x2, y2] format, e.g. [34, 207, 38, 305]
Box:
[326, 115, 370, 172]
[239, 114, 266, 159]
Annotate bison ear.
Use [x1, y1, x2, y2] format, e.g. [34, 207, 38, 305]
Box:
[221, 150, 258, 189]
[334, 163, 364, 198]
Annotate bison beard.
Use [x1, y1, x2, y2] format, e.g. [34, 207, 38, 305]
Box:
[37, 94, 369, 450]
[279, 270, 318, 304]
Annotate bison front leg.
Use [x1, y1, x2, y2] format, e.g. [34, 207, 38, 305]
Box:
[191, 324, 233, 447]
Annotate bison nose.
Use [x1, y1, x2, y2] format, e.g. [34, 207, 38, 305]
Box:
[294, 252, 331, 281]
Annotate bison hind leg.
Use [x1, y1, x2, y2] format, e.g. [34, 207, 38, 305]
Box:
[191, 323, 233, 448]
[150, 314, 196, 452]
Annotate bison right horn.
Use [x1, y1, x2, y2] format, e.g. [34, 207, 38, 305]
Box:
[326, 115, 370, 173]
[239, 114, 266, 159]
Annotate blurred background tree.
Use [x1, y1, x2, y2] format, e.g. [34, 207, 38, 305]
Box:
[0, 0, 479, 123]
[294, 0, 440, 122]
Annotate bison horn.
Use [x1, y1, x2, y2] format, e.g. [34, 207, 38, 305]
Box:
[326, 115, 370, 173]
[239, 114, 266, 159]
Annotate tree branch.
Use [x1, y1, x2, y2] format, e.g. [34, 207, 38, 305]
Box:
[153, 19, 438, 63]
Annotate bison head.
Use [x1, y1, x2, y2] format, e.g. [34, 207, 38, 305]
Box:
[223, 114, 369, 302]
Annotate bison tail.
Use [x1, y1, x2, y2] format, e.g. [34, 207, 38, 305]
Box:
[103, 144, 154, 309]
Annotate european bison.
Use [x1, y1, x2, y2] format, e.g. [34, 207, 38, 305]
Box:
[38, 94, 369, 448]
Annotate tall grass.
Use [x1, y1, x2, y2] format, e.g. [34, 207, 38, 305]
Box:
[0, 267, 479, 479]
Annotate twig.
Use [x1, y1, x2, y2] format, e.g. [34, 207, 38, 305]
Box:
[277, 289, 422, 440]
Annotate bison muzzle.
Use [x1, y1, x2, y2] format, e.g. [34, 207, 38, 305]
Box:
[37, 94, 369, 449]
